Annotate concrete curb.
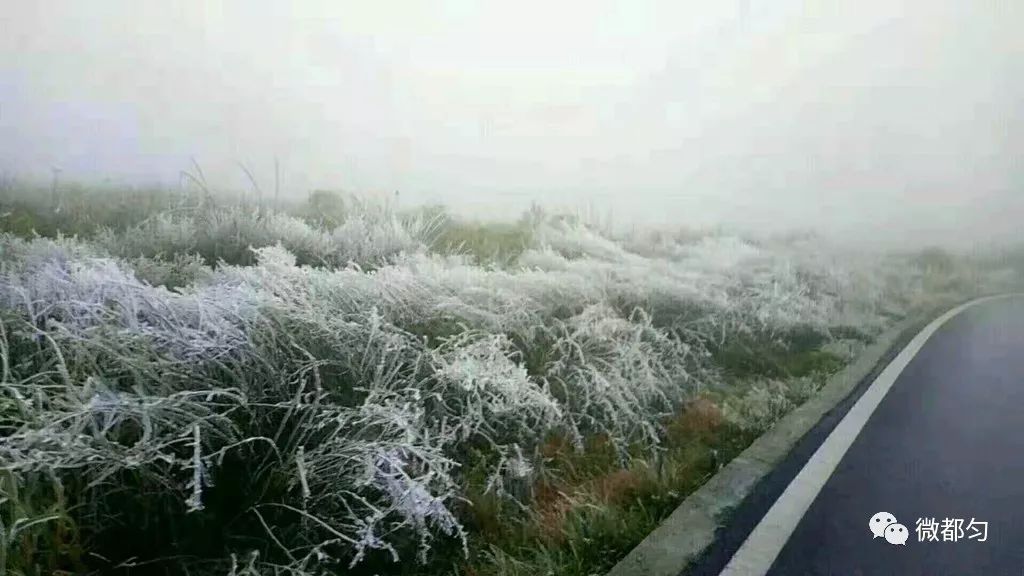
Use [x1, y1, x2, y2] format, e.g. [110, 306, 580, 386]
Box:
[606, 304, 955, 576]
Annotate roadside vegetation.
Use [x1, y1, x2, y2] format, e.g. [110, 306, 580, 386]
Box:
[0, 180, 1018, 576]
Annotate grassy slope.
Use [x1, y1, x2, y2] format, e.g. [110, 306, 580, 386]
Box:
[0, 184, 1016, 576]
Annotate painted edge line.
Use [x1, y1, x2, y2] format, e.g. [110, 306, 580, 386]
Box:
[717, 294, 1021, 575]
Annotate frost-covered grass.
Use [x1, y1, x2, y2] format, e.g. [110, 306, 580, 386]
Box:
[0, 185, 1019, 576]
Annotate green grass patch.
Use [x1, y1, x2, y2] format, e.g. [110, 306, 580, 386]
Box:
[431, 219, 536, 266]
[710, 330, 844, 381]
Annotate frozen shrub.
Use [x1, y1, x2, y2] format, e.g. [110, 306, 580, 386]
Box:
[129, 252, 211, 288]
[429, 331, 563, 448]
[96, 211, 199, 257]
[0, 245, 258, 365]
[286, 389, 466, 569]
[98, 203, 438, 269]
[546, 304, 699, 452]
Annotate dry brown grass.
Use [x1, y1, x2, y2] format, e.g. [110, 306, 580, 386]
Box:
[666, 395, 725, 444]
[532, 481, 575, 544]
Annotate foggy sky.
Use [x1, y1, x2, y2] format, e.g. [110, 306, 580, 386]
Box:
[1, 1, 1022, 246]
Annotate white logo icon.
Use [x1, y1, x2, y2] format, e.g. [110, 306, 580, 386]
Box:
[884, 523, 910, 545]
[869, 511, 897, 539]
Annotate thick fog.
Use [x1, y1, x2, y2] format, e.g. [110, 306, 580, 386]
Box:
[1, 1, 1021, 246]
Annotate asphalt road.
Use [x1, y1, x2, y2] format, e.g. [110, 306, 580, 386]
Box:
[720, 296, 1024, 575]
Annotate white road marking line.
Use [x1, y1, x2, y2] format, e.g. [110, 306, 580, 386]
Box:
[719, 294, 1022, 576]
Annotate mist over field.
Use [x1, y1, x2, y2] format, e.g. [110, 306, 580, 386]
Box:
[3, 0, 1023, 246]
[1, 3, 1023, 576]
